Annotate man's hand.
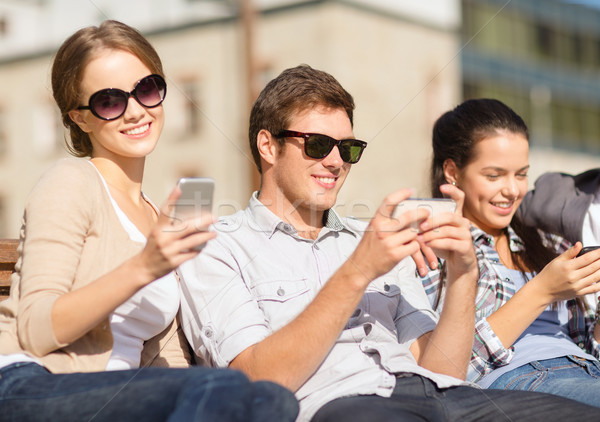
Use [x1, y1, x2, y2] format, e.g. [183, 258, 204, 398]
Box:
[348, 189, 430, 285]
[409, 185, 476, 278]
[407, 184, 477, 379]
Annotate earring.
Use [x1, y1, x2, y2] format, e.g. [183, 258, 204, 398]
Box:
[451, 181, 456, 186]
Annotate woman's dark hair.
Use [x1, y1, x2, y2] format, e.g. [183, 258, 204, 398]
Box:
[51, 20, 164, 157]
[430, 98, 557, 280]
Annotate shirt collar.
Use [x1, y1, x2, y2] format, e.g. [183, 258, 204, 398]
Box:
[470, 224, 525, 252]
[247, 192, 355, 239]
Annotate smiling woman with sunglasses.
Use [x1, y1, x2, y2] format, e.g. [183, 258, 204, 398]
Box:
[0, 20, 298, 422]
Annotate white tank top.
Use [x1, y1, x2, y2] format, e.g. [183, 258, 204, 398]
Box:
[93, 164, 179, 371]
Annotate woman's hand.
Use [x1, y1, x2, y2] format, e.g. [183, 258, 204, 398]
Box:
[531, 243, 600, 304]
[488, 244, 600, 348]
[134, 187, 216, 285]
[50, 188, 216, 346]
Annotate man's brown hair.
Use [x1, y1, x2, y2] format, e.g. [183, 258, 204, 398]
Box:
[248, 64, 355, 173]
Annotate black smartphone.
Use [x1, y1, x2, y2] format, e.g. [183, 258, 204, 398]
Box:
[576, 246, 600, 257]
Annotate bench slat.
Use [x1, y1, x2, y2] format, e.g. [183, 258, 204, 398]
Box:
[0, 239, 18, 300]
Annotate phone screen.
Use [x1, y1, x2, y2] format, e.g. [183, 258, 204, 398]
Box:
[173, 177, 214, 220]
[393, 198, 456, 218]
[173, 177, 215, 251]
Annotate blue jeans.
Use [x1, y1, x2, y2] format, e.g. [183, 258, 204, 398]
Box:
[311, 374, 600, 421]
[489, 355, 600, 408]
[0, 362, 298, 422]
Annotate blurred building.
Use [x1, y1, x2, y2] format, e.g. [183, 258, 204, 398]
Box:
[0, 0, 461, 237]
[461, 0, 600, 179]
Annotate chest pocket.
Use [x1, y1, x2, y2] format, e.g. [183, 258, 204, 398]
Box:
[251, 278, 311, 331]
[366, 277, 402, 296]
[357, 276, 402, 332]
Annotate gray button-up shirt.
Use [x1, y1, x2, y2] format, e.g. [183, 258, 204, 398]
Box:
[179, 194, 468, 421]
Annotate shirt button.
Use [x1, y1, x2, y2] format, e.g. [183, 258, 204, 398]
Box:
[204, 328, 213, 338]
[384, 284, 390, 292]
[277, 288, 285, 297]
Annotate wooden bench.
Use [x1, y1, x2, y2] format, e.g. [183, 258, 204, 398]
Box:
[0, 239, 18, 301]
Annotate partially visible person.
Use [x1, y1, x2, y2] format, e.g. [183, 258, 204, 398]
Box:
[0, 20, 298, 422]
[519, 169, 600, 246]
[426, 98, 600, 408]
[179, 66, 600, 421]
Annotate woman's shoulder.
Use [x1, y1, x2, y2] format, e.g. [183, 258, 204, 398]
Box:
[42, 157, 95, 178]
[27, 158, 103, 210]
[33, 158, 98, 191]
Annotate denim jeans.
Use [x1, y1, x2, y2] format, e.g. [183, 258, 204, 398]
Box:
[488, 355, 600, 408]
[0, 362, 298, 422]
[311, 373, 600, 422]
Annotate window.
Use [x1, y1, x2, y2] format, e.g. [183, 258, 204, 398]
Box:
[462, 82, 479, 101]
[182, 80, 201, 135]
[551, 102, 584, 151]
[461, 0, 600, 155]
[572, 33, 584, 64]
[535, 24, 554, 59]
[165, 76, 203, 138]
[0, 17, 7, 38]
[580, 106, 600, 153]
[32, 102, 62, 157]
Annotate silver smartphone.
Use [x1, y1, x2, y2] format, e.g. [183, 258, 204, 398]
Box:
[393, 198, 456, 232]
[173, 177, 214, 250]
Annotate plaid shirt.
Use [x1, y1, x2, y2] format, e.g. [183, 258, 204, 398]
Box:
[421, 224, 600, 383]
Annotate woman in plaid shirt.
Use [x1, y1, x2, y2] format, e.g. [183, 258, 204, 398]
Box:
[426, 98, 600, 407]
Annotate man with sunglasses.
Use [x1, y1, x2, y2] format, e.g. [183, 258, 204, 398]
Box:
[178, 65, 600, 421]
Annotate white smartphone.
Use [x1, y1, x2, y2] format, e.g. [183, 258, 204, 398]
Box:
[173, 177, 215, 250]
[393, 198, 456, 232]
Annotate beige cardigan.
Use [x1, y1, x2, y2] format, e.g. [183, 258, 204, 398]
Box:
[0, 158, 191, 372]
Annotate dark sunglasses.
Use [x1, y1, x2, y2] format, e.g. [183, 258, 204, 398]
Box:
[275, 130, 367, 164]
[77, 74, 167, 121]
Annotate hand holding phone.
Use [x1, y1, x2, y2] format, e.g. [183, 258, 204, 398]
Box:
[173, 177, 215, 251]
[392, 198, 456, 232]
